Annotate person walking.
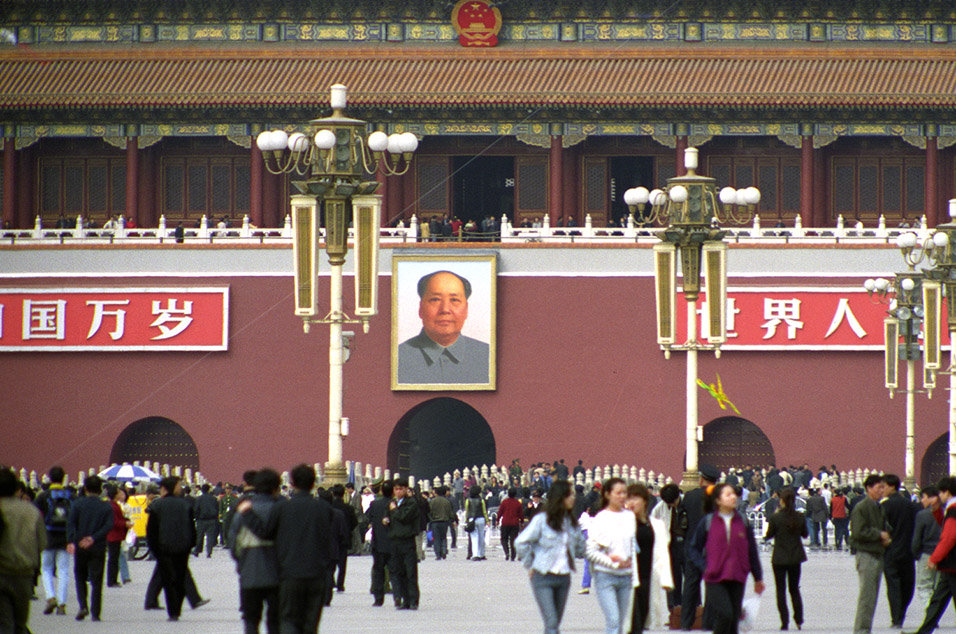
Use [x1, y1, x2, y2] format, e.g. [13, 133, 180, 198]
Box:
[194, 483, 220, 558]
[586, 477, 636, 634]
[687, 483, 764, 634]
[147, 476, 198, 622]
[387, 478, 420, 610]
[904, 477, 956, 634]
[67, 475, 113, 622]
[428, 485, 455, 560]
[366, 481, 394, 606]
[831, 487, 851, 551]
[0, 467, 46, 632]
[229, 468, 281, 634]
[680, 464, 719, 630]
[465, 485, 489, 561]
[911, 485, 942, 612]
[515, 479, 586, 634]
[764, 487, 808, 631]
[625, 482, 673, 633]
[105, 485, 132, 587]
[498, 487, 524, 562]
[851, 474, 891, 634]
[806, 487, 828, 549]
[883, 474, 919, 629]
[34, 465, 73, 616]
[237, 463, 333, 633]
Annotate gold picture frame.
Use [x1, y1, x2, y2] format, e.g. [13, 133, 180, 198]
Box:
[391, 253, 497, 391]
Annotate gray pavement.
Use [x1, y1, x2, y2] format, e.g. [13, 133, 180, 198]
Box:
[25, 536, 956, 633]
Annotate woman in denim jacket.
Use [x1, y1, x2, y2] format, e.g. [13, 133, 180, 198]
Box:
[516, 480, 586, 634]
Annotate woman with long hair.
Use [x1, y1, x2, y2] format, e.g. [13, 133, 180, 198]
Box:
[465, 485, 489, 560]
[586, 477, 637, 634]
[765, 487, 808, 630]
[515, 480, 585, 634]
[687, 483, 765, 634]
[625, 483, 673, 633]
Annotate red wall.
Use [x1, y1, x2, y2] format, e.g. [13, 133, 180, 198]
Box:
[0, 273, 948, 483]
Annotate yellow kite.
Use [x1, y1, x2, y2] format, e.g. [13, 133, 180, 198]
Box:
[697, 374, 741, 415]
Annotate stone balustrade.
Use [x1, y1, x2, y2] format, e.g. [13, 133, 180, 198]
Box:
[0, 212, 929, 247]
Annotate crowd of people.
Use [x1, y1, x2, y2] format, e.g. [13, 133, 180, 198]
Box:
[4, 459, 956, 634]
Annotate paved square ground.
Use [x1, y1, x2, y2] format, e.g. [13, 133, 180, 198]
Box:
[26, 536, 956, 633]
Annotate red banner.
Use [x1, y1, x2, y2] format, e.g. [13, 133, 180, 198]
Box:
[676, 287, 948, 350]
[0, 288, 229, 351]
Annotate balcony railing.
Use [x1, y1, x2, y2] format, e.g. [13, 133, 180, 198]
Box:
[0, 212, 929, 246]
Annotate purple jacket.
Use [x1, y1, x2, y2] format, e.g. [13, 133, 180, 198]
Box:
[687, 511, 763, 585]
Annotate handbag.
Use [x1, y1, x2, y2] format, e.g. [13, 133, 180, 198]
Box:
[466, 518, 476, 532]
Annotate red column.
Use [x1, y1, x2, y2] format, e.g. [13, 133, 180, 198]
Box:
[675, 136, 688, 177]
[3, 138, 14, 228]
[548, 135, 563, 226]
[250, 142, 263, 227]
[801, 136, 813, 228]
[139, 146, 155, 227]
[926, 136, 939, 227]
[813, 147, 827, 227]
[387, 172, 404, 223]
[262, 171, 279, 227]
[125, 137, 139, 226]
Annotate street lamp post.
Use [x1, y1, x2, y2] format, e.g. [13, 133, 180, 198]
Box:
[257, 84, 420, 484]
[922, 199, 956, 475]
[625, 147, 760, 491]
[865, 229, 945, 491]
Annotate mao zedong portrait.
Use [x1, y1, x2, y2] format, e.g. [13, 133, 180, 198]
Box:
[397, 270, 490, 384]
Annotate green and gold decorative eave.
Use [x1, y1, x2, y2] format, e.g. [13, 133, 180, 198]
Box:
[9, 20, 956, 45]
[6, 122, 956, 150]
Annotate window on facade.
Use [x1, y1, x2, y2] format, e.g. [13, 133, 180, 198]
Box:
[38, 158, 127, 222]
[162, 157, 250, 219]
[707, 156, 800, 219]
[831, 157, 923, 220]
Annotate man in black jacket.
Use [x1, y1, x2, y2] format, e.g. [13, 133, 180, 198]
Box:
[330, 483, 357, 593]
[883, 474, 919, 628]
[366, 481, 394, 607]
[239, 463, 332, 634]
[680, 463, 719, 631]
[66, 475, 113, 622]
[147, 476, 197, 622]
[387, 478, 420, 610]
[193, 483, 219, 558]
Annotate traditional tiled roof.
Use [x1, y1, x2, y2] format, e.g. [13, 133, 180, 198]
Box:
[2, 44, 956, 113]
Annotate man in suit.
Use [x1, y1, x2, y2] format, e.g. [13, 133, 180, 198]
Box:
[386, 478, 420, 610]
[67, 475, 113, 622]
[366, 481, 394, 607]
[146, 476, 197, 622]
[883, 474, 918, 628]
[680, 463, 720, 631]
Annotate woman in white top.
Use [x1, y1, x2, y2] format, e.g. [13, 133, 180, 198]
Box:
[586, 477, 637, 634]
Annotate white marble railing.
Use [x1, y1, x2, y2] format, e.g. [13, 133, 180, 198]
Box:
[1, 212, 930, 246]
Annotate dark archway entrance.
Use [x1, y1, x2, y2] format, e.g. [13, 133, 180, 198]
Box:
[697, 416, 775, 472]
[110, 416, 200, 471]
[388, 398, 495, 481]
[922, 432, 949, 487]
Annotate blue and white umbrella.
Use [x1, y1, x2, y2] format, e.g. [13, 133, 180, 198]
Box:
[98, 463, 161, 483]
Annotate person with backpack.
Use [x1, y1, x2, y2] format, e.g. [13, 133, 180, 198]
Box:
[34, 465, 73, 616]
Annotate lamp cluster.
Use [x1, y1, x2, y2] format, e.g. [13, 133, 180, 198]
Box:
[255, 84, 419, 184]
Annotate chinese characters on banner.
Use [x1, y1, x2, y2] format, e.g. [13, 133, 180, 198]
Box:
[674, 287, 950, 350]
[0, 288, 229, 351]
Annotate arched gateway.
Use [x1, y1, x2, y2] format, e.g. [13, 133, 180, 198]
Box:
[388, 398, 495, 481]
[922, 432, 949, 487]
[110, 416, 200, 471]
[698, 416, 775, 472]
